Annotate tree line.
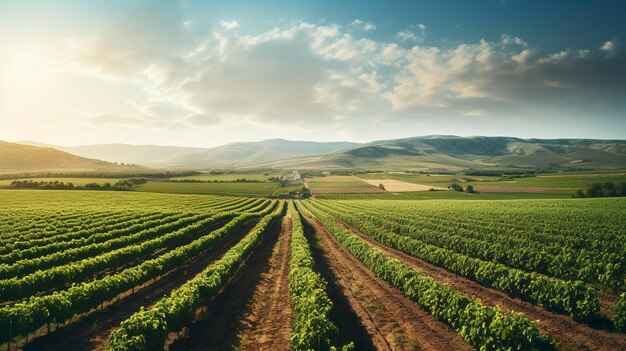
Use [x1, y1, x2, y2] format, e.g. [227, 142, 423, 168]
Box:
[574, 182, 626, 198]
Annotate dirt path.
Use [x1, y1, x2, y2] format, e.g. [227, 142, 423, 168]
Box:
[306, 217, 474, 351]
[21, 219, 258, 351]
[167, 217, 284, 351]
[334, 219, 626, 351]
[237, 216, 294, 351]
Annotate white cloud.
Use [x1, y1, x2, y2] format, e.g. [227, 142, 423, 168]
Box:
[600, 39, 618, 57]
[65, 15, 626, 130]
[395, 23, 427, 43]
[384, 37, 626, 117]
[351, 19, 376, 31]
[395, 30, 419, 42]
[220, 20, 240, 30]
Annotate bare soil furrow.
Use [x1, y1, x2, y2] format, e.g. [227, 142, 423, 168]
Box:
[334, 219, 626, 351]
[307, 217, 473, 351]
[166, 217, 283, 351]
[237, 216, 294, 351]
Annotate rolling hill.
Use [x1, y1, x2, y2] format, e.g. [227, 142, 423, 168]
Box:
[255, 136, 626, 171]
[0, 141, 142, 173]
[13, 136, 626, 172]
[18, 139, 360, 168]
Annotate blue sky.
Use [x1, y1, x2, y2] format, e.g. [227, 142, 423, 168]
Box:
[1, 0, 625, 147]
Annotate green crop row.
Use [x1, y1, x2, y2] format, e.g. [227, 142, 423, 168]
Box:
[107, 203, 284, 351]
[311, 200, 600, 321]
[288, 202, 353, 351]
[298, 201, 554, 351]
[322, 199, 625, 291]
[0, 212, 257, 344]
[0, 212, 173, 264]
[0, 213, 230, 302]
[0, 212, 194, 279]
[0, 211, 143, 250]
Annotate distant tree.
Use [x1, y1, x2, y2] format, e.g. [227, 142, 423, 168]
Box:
[575, 182, 626, 198]
[465, 185, 476, 193]
[449, 183, 464, 192]
[300, 186, 311, 199]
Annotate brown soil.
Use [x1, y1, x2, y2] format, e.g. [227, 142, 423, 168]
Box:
[361, 179, 446, 192]
[237, 216, 294, 351]
[306, 217, 474, 351]
[166, 217, 285, 351]
[334, 219, 626, 351]
[21, 219, 258, 351]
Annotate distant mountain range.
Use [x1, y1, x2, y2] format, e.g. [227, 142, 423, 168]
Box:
[9, 136, 626, 172]
[258, 136, 626, 171]
[18, 139, 360, 168]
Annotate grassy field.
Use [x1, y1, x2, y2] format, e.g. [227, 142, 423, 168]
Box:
[271, 185, 302, 196]
[169, 172, 280, 182]
[134, 181, 278, 197]
[356, 172, 626, 192]
[481, 174, 626, 188]
[314, 190, 571, 200]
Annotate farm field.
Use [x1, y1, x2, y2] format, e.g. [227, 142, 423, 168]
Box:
[360, 178, 446, 192]
[305, 176, 385, 195]
[356, 172, 626, 194]
[169, 172, 280, 182]
[1, 189, 625, 351]
[134, 181, 279, 197]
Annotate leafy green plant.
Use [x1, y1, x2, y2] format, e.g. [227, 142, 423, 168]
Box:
[288, 202, 353, 350]
[299, 201, 554, 351]
[108, 203, 284, 351]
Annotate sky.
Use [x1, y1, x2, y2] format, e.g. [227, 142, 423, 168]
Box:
[1, 0, 625, 147]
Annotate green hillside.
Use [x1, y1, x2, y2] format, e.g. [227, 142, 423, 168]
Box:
[255, 136, 626, 171]
[0, 141, 141, 173]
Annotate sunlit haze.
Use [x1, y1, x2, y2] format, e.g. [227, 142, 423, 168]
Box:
[1, 0, 625, 147]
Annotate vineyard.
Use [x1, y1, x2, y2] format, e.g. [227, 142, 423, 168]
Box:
[0, 190, 625, 350]
[306, 176, 385, 195]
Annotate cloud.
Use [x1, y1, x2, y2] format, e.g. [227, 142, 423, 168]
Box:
[66, 12, 626, 131]
[220, 20, 240, 30]
[384, 37, 626, 120]
[351, 19, 376, 31]
[182, 23, 382, 126]
[600, 39, 618, 57]
[395, 23, 427, 43]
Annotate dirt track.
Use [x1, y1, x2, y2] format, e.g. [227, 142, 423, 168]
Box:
[22, 219, 258, 351]
[334, 219, 626, 351]
[167, 216, 287, 351]
[237, 216, 294, 351]
[307, 217, 473, 351]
